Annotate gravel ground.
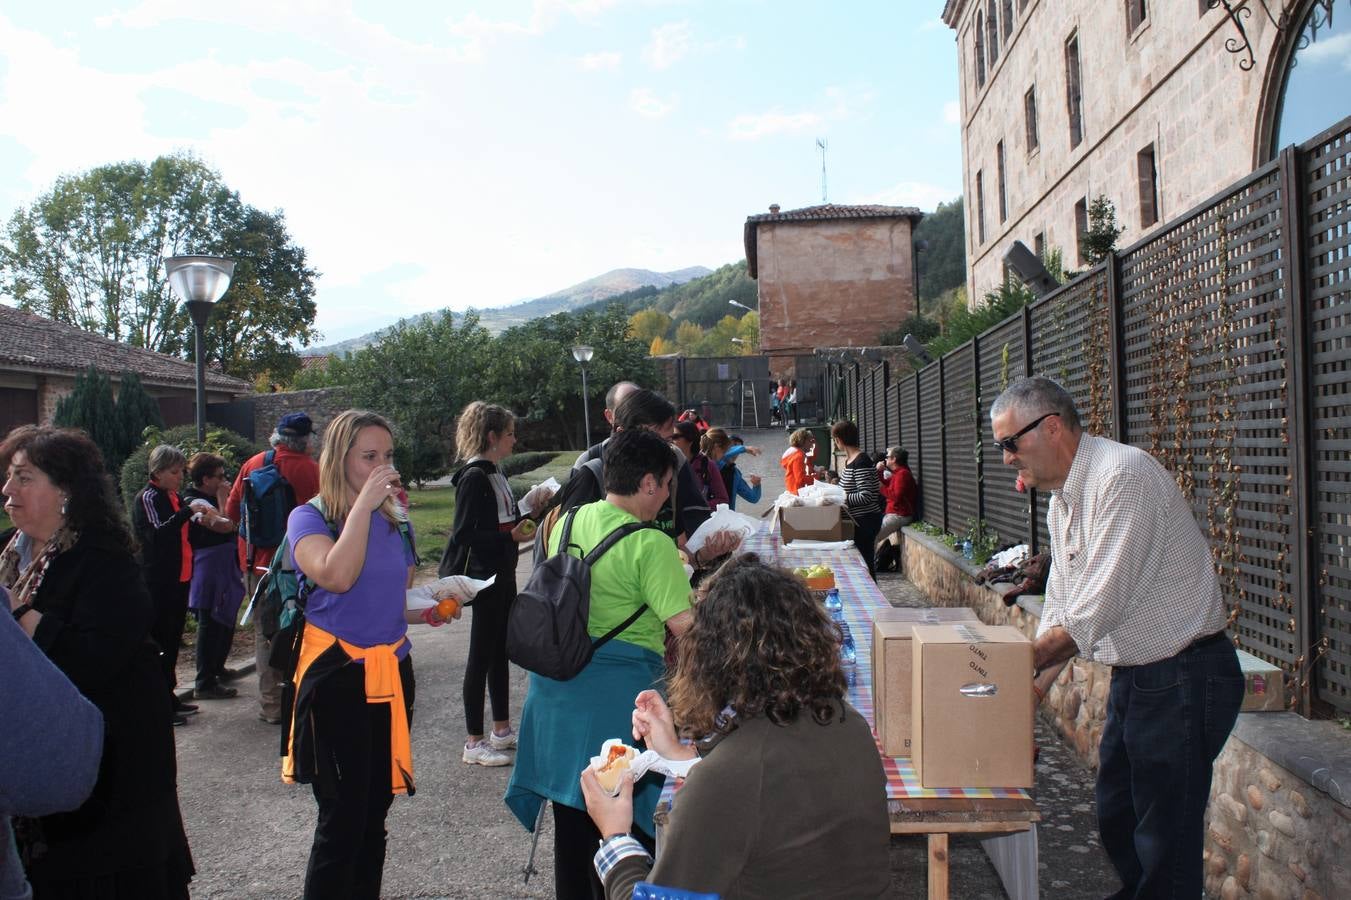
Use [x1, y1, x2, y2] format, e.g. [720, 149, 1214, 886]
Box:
[171, 428, 1122, 898]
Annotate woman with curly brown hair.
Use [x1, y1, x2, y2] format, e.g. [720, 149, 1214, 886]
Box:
[2, 425, 195, 898]
[578, 553, 890, 899]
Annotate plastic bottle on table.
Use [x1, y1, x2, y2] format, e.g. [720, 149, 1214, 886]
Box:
[824, 587, 843, 623]
[839, 621, 857, 688]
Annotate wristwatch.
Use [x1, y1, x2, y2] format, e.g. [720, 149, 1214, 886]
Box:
[12, 603, 33, 621]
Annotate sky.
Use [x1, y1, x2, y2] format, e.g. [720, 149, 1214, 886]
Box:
[0, 2, 963, 344]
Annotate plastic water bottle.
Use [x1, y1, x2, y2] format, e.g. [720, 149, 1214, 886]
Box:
[839, 622, 858, 688]
[824, 588, 843, 623]
[962, 539, 974, 560]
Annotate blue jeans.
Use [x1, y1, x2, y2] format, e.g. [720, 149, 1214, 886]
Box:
[1097, 633, 1243, 899]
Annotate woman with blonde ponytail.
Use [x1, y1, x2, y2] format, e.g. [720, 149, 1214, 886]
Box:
[687, 426, 731, 508]
[283, 409, 427, 899]
[438, 401, 535, 767]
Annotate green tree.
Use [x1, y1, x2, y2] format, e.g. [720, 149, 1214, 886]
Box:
[0, 153, 319, 383]
[627, 308, 672, 346]
[52, 367, 121, 472]
[1082, 195, 1124, 265]
[674, 321, 704, 354]
[111, 372, 164, 473]
[913, 197, 966, 308]
[693, 314, 744, 356]
[343, 311, 494, 485]
[486, 306, 657, 448]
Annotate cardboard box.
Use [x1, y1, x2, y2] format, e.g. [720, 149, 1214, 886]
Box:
[775, 505, 855, 544]
[912, 623, 1034, 788]
[871, 608, 980, 757]
[1237, 649, 1285, 712]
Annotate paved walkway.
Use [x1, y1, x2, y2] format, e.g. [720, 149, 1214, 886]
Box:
[173, 427, 1120, 897]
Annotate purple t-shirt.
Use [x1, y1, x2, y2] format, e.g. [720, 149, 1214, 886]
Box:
[288, 504, 416, 658]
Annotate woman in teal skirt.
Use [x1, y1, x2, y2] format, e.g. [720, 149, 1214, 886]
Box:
[505, 428, 693, 900]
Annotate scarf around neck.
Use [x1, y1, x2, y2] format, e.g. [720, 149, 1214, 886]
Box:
[0, 525, 80, 608]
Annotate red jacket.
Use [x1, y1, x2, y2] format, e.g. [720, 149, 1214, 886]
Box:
[225, 445, 321, 572]
[879, 465, 917, 517]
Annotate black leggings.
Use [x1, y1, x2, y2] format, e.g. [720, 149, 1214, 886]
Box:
[852, 510, 883, 580]
[463, 579, 514, 736]
[304, 655, 415, 900]
[552, 802, 657, 900]
[148, 580, 190, 690]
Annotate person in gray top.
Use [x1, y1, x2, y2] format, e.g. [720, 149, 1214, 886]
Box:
[579, 554, 890, 900]
[991, 376, 1241, 900]
[0, 586, 103, 900]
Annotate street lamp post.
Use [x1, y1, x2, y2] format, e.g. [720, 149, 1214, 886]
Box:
[728, 299, 754, 313]
[165, 255, 236, 441]
[571, 345, 594, 449]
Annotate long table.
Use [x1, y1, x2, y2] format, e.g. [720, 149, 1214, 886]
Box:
[657, 523, 1040, 900]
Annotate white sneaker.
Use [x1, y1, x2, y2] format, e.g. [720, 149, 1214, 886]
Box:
[462, 740, 512, 767]
[488, 729, 518, 752]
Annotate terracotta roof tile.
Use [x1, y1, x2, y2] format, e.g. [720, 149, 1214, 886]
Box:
[0, 303, 252, 393]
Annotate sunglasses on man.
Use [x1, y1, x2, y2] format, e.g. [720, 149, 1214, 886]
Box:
[991, 412, 1059, 454]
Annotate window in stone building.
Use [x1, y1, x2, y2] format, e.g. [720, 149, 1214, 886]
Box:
[1002, 0, 1015, 41]
[974, 13, 987, 88]
[1127, 0, 1148, 35]
[1074, 197, 1089, 265]
[987, 0, 1000, 67]
[977, 170, 987, 245]
[997, 140, 1008, 224]
[1269, 0, 1351, 154]
[1137, 143, 1159, 228]
[1065, 32, 1084, 149]
[1024, 86, 1039, 153]
[1034, 231, 1046, 260]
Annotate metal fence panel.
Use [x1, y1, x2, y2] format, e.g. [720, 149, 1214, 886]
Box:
[1304, 121, 1351, 712]
[979, 316, 1029, 546]
[884, 381, 902, 451]
[943, 344, 979, 531]
[918, 366, 945, 531]
[1119, 162, 1298, 679]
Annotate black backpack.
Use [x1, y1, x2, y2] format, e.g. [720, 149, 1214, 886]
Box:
[241, 450, 297, 549]
[507, 505, 656, 681]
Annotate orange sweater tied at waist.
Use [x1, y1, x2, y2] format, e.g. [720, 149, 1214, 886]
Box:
[282, 620, 414, 795]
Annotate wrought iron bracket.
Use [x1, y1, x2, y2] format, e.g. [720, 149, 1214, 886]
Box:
[1209, 0, 1338, 71]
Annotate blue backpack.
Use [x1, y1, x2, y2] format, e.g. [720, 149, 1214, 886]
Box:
[241, 450, 297, 549]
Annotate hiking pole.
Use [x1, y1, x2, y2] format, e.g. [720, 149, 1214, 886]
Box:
[522, 800, 548, 884]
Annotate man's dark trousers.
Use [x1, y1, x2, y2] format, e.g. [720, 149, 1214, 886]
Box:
[1097, 633, 1243, 899]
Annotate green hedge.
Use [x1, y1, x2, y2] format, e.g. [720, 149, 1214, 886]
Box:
[499, 451, 559, 478]
[120, 425, 263, 509]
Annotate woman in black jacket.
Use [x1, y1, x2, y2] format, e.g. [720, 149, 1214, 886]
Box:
[131, 444, 210, 724]
[1, 425, 194, 899]
[439, 402, 535, 767]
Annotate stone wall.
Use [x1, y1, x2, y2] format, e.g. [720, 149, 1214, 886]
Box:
[1206, 738, 1351, 899]
[249, 387, 351, 450]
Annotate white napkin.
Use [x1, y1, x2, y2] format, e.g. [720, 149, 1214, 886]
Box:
[780, 539, 855, 552]
[589, 742, 703, 796]
[684, 504, 759, 556]
[517, 478, 561, 516]
[405, 574, 496, 611]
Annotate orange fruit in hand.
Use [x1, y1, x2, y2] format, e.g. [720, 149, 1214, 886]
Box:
[436, 598, 460, 619]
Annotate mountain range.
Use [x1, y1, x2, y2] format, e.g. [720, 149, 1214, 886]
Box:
[306, 266, 712, 357]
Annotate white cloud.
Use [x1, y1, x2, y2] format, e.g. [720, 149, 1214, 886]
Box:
[944, 100, 961, 125]
[630, 87, 675, 118]
[1296, 31, 1351, 70]
[579, 50, 622, 70]
[919, 18, 947, 32]
[643, 21, 692, 70]
[859, 181, 961, 212]
[727, 109, 822, 141]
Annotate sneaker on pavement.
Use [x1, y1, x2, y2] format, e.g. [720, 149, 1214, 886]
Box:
[194, 684, 238, 700]
[173, 699, 200, 716]
[258, 712, 283, 725]
[488, 729, 517, 752]
[462, 741, 512, 767]
[171, 714, 189, 727]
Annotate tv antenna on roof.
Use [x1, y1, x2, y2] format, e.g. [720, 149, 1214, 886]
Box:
[816, 137, 828, 202]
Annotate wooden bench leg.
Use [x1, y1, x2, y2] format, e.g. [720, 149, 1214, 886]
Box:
[928, 832, 950, 900]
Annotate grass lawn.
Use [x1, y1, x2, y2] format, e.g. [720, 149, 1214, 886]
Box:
[406, 450, 576, 573]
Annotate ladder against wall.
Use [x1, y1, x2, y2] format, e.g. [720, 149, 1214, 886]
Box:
[740, 380, 760, 429]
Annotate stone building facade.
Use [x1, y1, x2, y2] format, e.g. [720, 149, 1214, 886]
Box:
[743, 203, 923, 363]
[940, 0, 1313, 299]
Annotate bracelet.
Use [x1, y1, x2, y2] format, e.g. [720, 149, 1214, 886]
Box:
[11, 603, 33, 621]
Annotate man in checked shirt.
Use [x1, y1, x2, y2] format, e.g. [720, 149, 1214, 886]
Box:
[991, 376, 1243, 900]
